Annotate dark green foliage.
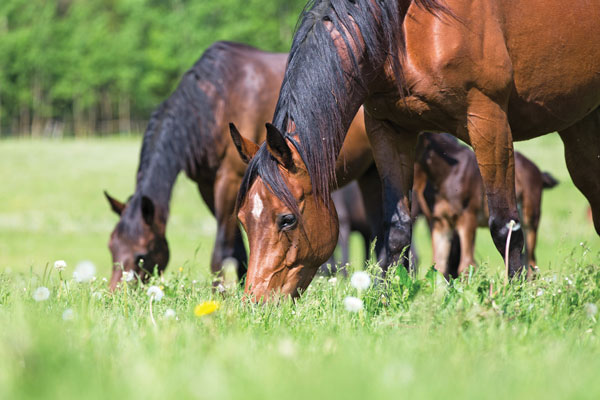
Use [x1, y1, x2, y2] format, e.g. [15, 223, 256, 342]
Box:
[0, 0, 307, 136]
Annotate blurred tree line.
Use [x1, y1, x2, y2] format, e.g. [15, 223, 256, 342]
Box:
[0, 0, 307, 137]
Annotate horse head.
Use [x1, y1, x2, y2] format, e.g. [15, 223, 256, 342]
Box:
[229, 122, 339, 302]
[104, 192, 169, 290]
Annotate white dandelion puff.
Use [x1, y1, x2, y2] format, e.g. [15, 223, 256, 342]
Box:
[277, 338, 296, 358]
[328, 277, 337, 285]
[147, 286, 164, 302]
[62, 308, 75, 321]
[350, 271, 371, 291]
[505, 220, 521, 231]
[164, 308, 176, 319]
[73, 261, 96, 283]
[343, 296, 364, 313]
[33, 287, 50, 302]
[122, 270, 135, 282]
[585, 303, 598, 319]
[53, 260, 67, 271]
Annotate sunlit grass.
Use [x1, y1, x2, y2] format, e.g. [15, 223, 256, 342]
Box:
[1, 135, 600, 399]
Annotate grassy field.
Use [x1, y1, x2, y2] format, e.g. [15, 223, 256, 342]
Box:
[1, 135, 599, 399]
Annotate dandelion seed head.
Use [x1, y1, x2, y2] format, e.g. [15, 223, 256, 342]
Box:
[585, 303, 598, 319]
[33, 287, 50, 302]
[350, 271, 371, 291]
[147, 285, 164, 302]
[328, 277, 337, 285]
[164, 308, 176, 319]
[53, 260, 67, 271]
[73, 261, 96, 283]
[343, 296, 363, 312]
[277, 338, 296, 358]
[122, 270, 135, 282]
[62, 308, 75, 321]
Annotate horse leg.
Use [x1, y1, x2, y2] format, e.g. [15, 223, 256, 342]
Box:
[467, 91, 524, 277]
[337, 215, 350, 276]
[357, 164, 383, 260]
[558, 108, 600, 235]
[431, 218, 453, 279]
[365, 114, 417, 272]
[211, 168, 247, 279]
[455, 212, 478, 277]
[446, 231, 461, 279]
[519, 186, 541, 277]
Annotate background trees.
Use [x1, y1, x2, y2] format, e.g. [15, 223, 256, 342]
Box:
[0, 0, 307, 136]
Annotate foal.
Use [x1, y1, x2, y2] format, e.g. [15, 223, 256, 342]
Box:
[414, 133, 558, 279]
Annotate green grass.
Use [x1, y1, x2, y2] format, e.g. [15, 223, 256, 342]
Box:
[1, 135, 600, 400]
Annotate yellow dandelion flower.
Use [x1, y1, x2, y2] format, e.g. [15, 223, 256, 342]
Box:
[179, 267, 183, 273]
[194, 301, 220, 317]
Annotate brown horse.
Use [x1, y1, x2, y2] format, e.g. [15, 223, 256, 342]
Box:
[414, 132, 558, 279]
[105, 41, 377, 290]
[104, 42, 286, 289]
[235, 0, 600, 300]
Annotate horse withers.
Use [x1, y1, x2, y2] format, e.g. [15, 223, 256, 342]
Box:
[235, 0, 600, 301]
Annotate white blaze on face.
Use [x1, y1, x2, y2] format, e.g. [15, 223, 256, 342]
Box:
[252, 193, 264, 219]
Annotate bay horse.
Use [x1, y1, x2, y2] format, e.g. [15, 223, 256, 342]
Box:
[235, 0, 600, 300]
[104, 41, 377, 289]
[414, 133, 558, 279]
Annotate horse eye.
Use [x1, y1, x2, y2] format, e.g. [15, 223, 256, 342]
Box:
[277, 214, 297, 231]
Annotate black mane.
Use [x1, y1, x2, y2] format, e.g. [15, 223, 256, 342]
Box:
[237, 0, 446, 216]
[121, 42, 247, 232]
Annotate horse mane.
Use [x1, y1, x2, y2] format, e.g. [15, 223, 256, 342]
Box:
[237, 0, 447, 215]
[135, 42, 256, 208]
[120, 42, 247, 234]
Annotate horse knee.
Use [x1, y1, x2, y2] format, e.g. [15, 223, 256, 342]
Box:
[385, 216, 412, 266]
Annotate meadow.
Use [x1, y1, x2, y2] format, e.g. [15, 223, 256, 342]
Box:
[1, 134, 599, 399]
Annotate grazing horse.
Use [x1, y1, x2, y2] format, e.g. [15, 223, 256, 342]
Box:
[104, 42, 286, 289]
[235, 0, 600, 300]
[105, 41, 377, 289]
[414, 133, 558, 279]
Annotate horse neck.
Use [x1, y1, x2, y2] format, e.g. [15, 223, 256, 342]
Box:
[422, 150, 456, 189]
[135, 169, 176, 227]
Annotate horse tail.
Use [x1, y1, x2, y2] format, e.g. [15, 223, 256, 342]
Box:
[541, 172, 559, 189]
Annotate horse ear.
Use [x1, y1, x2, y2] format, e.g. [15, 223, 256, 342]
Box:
[140, 196, 155, 226]
[265, 123, 294, 169]
[104, 191, 125, 216]
[229, 123, 259, 164]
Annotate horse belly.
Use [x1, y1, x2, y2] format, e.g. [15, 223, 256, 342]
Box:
[503, 0, 600, 138]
